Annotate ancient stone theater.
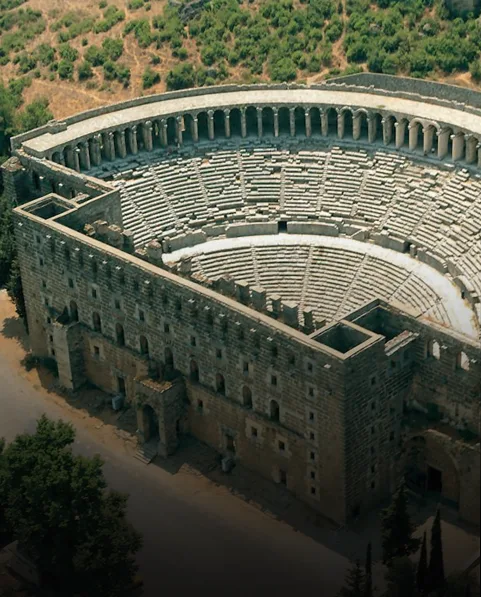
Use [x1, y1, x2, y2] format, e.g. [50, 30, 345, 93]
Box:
[3, 73, 480, 527]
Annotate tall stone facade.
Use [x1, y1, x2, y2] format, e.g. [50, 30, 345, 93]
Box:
[3, 82, 481, 527]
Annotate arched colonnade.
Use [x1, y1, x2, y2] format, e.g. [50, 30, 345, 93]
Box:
[46, 105, 481, 173]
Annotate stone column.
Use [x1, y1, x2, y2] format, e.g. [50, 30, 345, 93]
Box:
[58, 148, 66, 166]
[477, 143, 481, 168]
[423, 126, 434, 156]
[257, 107, 263, 138]
[408, 123, 419, 151]
[208, 110, 215, 140]
[143, 120, 154, 151]
[368, 115, 377, 143]
[192, 116, 199, 142]
[273, 109, 279, 137]
[73, 147, 81, 171]
[127, 126, 138, 155]
[224, 110, 231, 138]
[465, 135, 477, 164]
[394, 120, 407, 149]
[160, 120, 168, 147]
[353, 114, 361, 141]
[452, 133, 464, 162]
[321, 110, 328, 136]
[289, 108, 296, 136]
[176, 116, 183, 145]
[305, 110, 312, 137]
[79, 142, 91, 170]
[240, 109, 247, 138]
[337, 112, 345, 139]
[107, 131, 116, 161]
[437, 129, 450, 159]
[115, 130, 127, 159]
[382, 118, 393, 145]
[90, 135, 102, 166]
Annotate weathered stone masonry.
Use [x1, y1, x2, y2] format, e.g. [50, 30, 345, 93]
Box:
[4, 79, 481, 527]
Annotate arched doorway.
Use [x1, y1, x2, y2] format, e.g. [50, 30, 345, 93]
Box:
[404, 434, 460, 510]
[70, 300, 79, 322]
[229, 108, 242, 138]
[142, 404, 159, 443]
[190, 359, 199, 382]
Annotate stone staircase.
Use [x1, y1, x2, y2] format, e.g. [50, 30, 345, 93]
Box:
[134, 440, 158, 464]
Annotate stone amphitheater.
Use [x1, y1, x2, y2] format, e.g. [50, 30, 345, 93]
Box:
[3, 74, 480, 527]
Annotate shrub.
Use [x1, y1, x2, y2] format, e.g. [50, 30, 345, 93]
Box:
[78, 60, 93, 80]
[102, 37, 123, 61]
[58, 60, 74, 80]
[166, 62, 196, 90]
[85, 45, 105, 66]
[142, 66, 160, 89]
[58, 43, 79, 62]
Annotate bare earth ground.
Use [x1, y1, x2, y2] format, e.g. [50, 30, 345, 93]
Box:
[0, 289, 479, 595]
[1, 0, 479, 120]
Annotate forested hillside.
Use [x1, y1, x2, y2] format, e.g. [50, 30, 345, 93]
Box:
[0, 0, 481, 121]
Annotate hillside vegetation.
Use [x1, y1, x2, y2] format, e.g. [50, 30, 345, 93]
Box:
[0, 0, 481, 121]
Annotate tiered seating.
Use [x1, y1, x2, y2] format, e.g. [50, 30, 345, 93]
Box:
[106, 139, 480, 334]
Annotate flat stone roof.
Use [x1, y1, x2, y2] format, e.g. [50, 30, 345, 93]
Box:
[21, 88, 481, 154]
[164, 234, 479, 339]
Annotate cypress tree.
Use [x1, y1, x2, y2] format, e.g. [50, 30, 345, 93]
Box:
[364, 542, 373, 597]
[381, 480, 421, 565]
[427, 509, 445, 595]
[417, 531, 428, 595]
[339, 560, 365, 597]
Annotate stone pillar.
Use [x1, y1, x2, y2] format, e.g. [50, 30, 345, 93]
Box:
[176, 116, 183, 145]
[192, 116, 199, 142]
[235, 280, 250, 305]
[452, 133, 464, 162]
[108, 132, 116, 161]
[477, 144, 481, 168]
[208, 110, 215, 140]
[251, 286, 266, 312]
[337, 112, 345, 139]
[143, 121, 154, 151]
[368, 115, 376, 143]
[115, 130, 127, 159]
[79, 142, 91, 170]
[224, 110, 231, 138]
[282, 301, 299, 328]
[305, 110, 312, 137]
[382, 118, 393, 145]
[90, 135, 102, 166]
[240, 109, 247, 138]
[437, 129, 450, 159]
[160, 120, 168, 147]
[73, 147, 81, 171]
[423, 126, 434, 156]
[394, 120, 407, 149]
[408, 123, 419, 151]
[289, 108, 296, 137]
[273, 109, 279, 137]
[321, 110, 328, 136]
[257, 107, 263, 138]
[127, 126, 138, 155]
[465, 135, 477, 164]
[58, 150, 66, 166]
[353, 114, 361, 141]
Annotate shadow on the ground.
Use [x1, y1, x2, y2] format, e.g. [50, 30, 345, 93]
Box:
[0, 317, 30, 352]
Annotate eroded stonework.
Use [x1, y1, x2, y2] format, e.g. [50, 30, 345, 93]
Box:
[4, 76, 480, 526]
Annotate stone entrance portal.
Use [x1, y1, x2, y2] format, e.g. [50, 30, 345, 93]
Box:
[142, 404, 159, 443]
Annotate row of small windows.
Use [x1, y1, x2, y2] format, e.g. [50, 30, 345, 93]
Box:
[427, 340, 471, 371]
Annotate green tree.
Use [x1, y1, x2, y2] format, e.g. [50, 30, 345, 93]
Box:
[384, 557, 419, 597]
[339, 560, 365, 597]
[417, 531, 428, 595]
[142, 66, 161, 89]
[0, 415, 142, 595]
[78, 60, 94, 80]
[6, 258, 27, 329]
[16, 97, 53, 132]
[0, 194, 15, 287]
[381, 481, 421, 566]
[427, 509, 445, 595]
[364, 542, 373, 597]
[166, 62, 196, 90]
